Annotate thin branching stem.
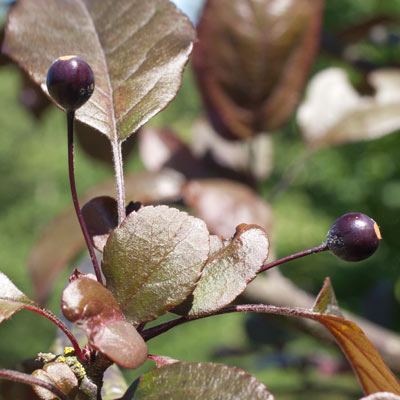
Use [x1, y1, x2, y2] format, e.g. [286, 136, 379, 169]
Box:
[67, 111, 103, 284]
[258, 242, 329, 274]
[0, 368, 71, 400]
[24, 304, 87, 363]
[142, 304, 304, 341]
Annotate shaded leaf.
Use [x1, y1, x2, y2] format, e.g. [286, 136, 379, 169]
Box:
[76, 121, 137, 166]
[176, 224, 269, 317]
[191, 118, 274, 181]
[29, 170, 185, 303]
[298, 68, 400, 148]
[102, 205, 210, 324]
[193, 0, 322, 140]
[3, 0, 196, 141]
[139, 127, 207, 179]
[81, 196, 119, 252]
[61, 277, 148, 369]
[0, 271, 44, 322]
[132, 361, 274, 399]
[32, 363, 78, 400]
[183, 179, 273, 237]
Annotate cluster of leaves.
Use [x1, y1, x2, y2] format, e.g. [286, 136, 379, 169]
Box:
[1, 0, 400, 399]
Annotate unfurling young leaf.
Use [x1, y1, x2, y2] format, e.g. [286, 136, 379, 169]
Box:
[61, 277, 148, 369]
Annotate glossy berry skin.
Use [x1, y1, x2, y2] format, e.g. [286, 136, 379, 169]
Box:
[326, 213, 381, 262]
[46, 55, 94, 111]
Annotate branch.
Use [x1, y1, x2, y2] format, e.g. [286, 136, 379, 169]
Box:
[0, 368, 70, 400]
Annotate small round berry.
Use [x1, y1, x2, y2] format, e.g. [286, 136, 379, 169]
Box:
[326, 213, 382, 262]
[46, 55, 94, 111]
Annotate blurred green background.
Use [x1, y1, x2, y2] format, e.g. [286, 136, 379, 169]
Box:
[1, 0, 400, 399]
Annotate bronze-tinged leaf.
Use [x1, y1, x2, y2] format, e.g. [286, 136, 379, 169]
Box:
[3, 0, 196, 141]
[102, 205, 210, 324]
[177, 224, 269, 317]
[263, 279, 400, 396]
[183, 179, 273, 237]
[61, 277, 148, 369]
[132, 362, 274, 399]
[312, 277, 343, 317]
[139, 127, 207, 179]
[32, 363, 78, 400]
[193, 0, 323, 140]
[0, 271, 44, 323]
[297, 68, 400, 148]
[81, 196, 119, 252]
[29, 170, 185, 304]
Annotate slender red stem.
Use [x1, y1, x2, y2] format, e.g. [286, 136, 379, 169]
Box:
[67, 111, 103, 284]
[24, 305, 87, 364]
[0, 368, 71, 400]
[141, 304, 301, 341]
[258, 242, 328, 274]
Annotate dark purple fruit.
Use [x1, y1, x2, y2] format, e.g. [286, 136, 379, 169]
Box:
[46, 55, 94, 111]
[326, 213, 381, 262]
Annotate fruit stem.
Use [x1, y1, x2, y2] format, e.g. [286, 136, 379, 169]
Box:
[67, 111, 103, 284]
[0, 369, 71, 400]
[258, 242, 329, 274]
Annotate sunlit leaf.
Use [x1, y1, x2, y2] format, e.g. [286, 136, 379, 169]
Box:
[102, 205, 210, 324]
[176, 224, 269, 317]
[0, 271, 45, 323]
[29, 170, 185, 303]
[3, 0, 196, 141]
[193, 0, 322, 140]
[298, 68, 400, 148]
[183, 179, 273, 237]
[61, 277, 148, 369]
[132, 362, 274, 399]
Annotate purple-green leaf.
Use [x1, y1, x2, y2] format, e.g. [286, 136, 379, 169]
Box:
[193, 0, 322, 140]
[176, 224, 269, 317]
[3, 0, 196, 141]
[61, 277, 148, 369]
[132, 362, 274, 399]
[0, 271, 43, 322]
[29, 170, 185, 303]
[102, 205, 210, 324]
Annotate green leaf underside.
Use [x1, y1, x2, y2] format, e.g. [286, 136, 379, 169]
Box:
[61, 277, 148, 369]
[3, 0, 196, 141]
[133, 362, 274, 399]
[0, 272, 41, 322]
[177, 224, 269, 317]
[102, 205, 210, 324]
[29, 169, 185, 304]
